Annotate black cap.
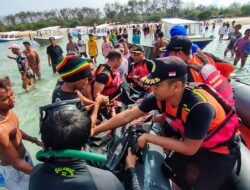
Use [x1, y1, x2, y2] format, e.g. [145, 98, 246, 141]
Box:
[166, 36, 192, 55]
[140, 56, 188, 86]
[131, 45, 145, 53]
[23, 41, 31, 45]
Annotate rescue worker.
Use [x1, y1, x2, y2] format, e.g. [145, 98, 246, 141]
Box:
[93, 49, 123, 99]
[167, 36, 235, 106]
[92, 57, 240, 190]
[127, 45, 154, 92]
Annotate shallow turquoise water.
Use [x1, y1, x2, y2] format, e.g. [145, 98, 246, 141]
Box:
[0, 24, 249, 164]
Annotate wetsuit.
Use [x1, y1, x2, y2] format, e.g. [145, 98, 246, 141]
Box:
[29, 160, 124, 190]
[125, 168, 141, 190]
[52, 84, 78, 103]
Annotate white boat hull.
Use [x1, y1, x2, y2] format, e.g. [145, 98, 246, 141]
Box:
[0, 37, 24, 43]
[33, 36, 63, 46]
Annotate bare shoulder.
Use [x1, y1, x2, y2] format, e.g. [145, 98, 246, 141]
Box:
[0, 126, 9, 146]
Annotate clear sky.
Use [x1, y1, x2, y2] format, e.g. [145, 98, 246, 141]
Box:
[0, 0, 249, 16]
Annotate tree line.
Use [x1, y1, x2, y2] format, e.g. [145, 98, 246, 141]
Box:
[1, 0, 250, 32]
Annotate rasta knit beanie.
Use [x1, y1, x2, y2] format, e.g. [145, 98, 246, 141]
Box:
[56, 56, 91, 82]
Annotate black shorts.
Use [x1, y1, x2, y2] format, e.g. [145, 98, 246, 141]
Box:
[80, 52, 88, 58]
[90, 56, 97, 59]
[162, 149, 237, 190]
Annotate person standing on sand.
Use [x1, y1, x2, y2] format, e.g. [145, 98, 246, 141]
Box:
[0, 76, 42, 190]
[234, 29, 250, 68]
[7, 44, 34, 91]
[23, 41, 41, 79]
[47, 37, 63, 74]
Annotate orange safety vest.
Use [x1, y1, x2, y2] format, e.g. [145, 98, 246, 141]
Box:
[188, 51, 235, 106]
[157, 83, 239, 154]
[95, 64, 121, 97]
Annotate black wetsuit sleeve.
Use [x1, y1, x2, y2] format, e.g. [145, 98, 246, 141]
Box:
[125, 168, 142, 190]
[138, 94, 158, 113]
[185, 103, 216, 140]
[96, 73, 109, 85]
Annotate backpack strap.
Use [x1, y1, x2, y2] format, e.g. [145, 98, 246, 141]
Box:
[195, 51, 210, 65]
[189, 51, 211, 72]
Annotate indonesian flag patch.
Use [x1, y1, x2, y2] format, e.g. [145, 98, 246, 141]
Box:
[168, 71, 176, 77]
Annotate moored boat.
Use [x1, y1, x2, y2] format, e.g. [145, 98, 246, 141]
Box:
[0, 31, 24, 43]
[71, 26, 88, 37]
[161, 18, 213, 50]
[33, 26, 63, 46]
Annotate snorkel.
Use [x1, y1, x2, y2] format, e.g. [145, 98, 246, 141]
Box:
[38, 99, 107, 163]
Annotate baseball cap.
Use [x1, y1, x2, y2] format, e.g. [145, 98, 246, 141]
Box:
[56, 56, 92, 82]
[102, 33, 108, 37]
[8, 44, 20, 50]
[23, 41, 31, 45]
[131, 45, 145, 53]
[166, 36, 192, 55]
[170, 25, 187, 37]
[140, 56, 188, 86]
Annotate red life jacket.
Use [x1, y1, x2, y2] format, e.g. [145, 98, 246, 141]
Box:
[188, 51, 235, 106]
[95, 64, 121, 97]
[157, 83, 239, 154]
[127, 59, 151, 80]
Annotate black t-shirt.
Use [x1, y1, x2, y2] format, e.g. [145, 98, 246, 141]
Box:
[29, 160, 124, 190]
[96, 73, 109, 85]
[138, 90, 216, 140]
[47, 45, 63, 66]
[95, 65, 111, 85]
[52, 85, 78, 103]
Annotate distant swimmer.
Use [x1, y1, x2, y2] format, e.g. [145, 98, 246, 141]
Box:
[23, 41, 41, 79]
[47, 37, 63, 74]
[0, 76, 42, 190]
[7, 44, 34, 91]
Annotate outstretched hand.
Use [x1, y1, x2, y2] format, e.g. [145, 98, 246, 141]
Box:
[137, 133, 148, 149]
[35, 140, 43, 147]
[125, 147, 138, 169]
[95, 93, 109, 106]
